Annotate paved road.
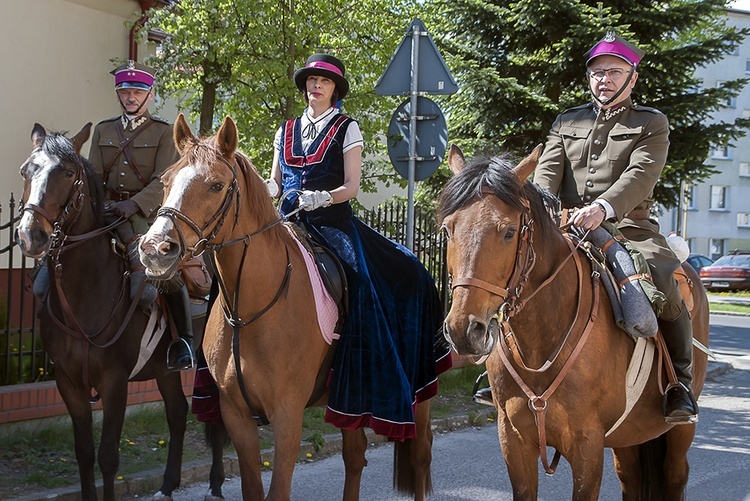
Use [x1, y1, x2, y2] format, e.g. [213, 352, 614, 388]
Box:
[149, 314, 750, 500]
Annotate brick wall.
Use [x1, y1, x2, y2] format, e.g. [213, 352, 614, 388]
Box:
[0, 369, 195, 425]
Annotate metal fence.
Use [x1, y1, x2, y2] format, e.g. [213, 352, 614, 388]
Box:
[0, 197, 448, 387]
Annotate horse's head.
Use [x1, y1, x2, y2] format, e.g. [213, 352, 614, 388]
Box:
[140, 114, 274, 279]
[438, 144, 548, 358]
[14, 122, 93, 259]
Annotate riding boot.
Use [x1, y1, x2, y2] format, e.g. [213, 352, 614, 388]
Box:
[659, 304, 699, 424]
[116, 220, 157, 309]
[165, 284, 195, 371]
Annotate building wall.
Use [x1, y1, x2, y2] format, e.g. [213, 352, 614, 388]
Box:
[0, 0, 182, 265]
[660, 9, 750, 259]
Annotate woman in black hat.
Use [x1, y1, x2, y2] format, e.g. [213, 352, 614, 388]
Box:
[267, 54, 452, 441]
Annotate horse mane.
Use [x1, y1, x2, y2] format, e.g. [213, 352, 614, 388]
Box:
[42, 132, 105, 220]
[438, 153, 558, 236]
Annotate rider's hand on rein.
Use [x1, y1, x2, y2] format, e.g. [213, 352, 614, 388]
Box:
[299, 190, 333, 211]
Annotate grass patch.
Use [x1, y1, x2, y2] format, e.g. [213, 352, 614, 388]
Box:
[708, 302, 750, 314]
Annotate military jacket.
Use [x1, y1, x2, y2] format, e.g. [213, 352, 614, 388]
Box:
[534, 98, 669, 221]
[88, 111, 179, 220]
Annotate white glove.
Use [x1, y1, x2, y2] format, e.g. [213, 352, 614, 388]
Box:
[263, 179, 280, 198]
[299, 190, 333, 211]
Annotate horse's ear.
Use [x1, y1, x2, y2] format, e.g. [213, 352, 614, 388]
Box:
[447, 144, 466, 174]
[31, 123, 46, 148]
[216, 116, 238, 158]
[173, 113, 196, 155]
[513, 144, 543, 183]
[71, 122, 92, 154]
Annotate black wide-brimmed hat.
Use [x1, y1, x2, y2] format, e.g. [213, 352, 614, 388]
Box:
[293, 54, 349, 99]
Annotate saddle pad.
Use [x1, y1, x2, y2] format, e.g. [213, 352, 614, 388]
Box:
[289, 230, 340, 345]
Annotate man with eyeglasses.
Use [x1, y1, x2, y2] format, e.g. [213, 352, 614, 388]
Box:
[531, 32, 699, 424]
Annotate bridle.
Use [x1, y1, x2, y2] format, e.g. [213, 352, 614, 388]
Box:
[447, 185, 601, 474]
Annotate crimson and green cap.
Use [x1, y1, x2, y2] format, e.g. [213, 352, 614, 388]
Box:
[585, 32, 646, 67]
[111, 60, 155, 90]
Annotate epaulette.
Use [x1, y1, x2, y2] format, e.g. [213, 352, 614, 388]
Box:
[632, 103, 663, 115]
[98, 115, 121, 124]
[560, 103, 592, 114]
[150, 115, 173, 125]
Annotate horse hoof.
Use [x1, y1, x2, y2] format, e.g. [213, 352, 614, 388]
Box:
[204, 495, 225, 501]
[151, 492, 173, 500]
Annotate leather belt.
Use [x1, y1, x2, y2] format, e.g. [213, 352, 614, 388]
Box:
[106, 189, 138, 201]
[626, 208, 653, 220]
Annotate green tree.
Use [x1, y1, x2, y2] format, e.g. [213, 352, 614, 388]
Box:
[425, 0, 750, 208]
[142, 0, 420, 190]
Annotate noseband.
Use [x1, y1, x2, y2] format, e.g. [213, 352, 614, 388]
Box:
[156, 155, 241, 258]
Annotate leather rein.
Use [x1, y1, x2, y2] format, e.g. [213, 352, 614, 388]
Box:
[448, 186, 600, 474]
[21, 154, 136, 402]
[155, 156, 294, 426]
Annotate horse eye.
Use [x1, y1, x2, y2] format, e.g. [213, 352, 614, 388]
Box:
[210, 182, 225, 193]
[503, 227, 517, 241]
[65, 169, 76, 178]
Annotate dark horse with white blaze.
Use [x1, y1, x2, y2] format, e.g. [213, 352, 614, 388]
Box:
[439, 145, 709, 500]
[138, 114, 436, 501]
[14, 123, 225, 501]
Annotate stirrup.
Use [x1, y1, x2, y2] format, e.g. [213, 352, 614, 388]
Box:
[472, 370, 495, 406]
[663, 382, 699, 425]
[167, 338, 195, 371]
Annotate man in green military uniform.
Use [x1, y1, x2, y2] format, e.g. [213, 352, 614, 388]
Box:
[532, 32, 698, 424]
[89, 60, 194, 371]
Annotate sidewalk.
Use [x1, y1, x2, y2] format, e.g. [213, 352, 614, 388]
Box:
[11, 359, 732, 501]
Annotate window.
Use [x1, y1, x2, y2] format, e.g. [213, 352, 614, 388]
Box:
[710, 185, 727, 210]
[739, 212, 750, 227]
[712, 145, 731, 159]
[741, 162, 750, 177]
[686, 184, 698, 210]
[710, 238, 726, 260]
[717, 80, 737, 108]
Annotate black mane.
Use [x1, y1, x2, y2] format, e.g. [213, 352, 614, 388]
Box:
[42, 132, 105, 218]
[438, 153, 557, 235]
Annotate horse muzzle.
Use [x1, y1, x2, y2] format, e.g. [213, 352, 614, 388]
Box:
[139, 229, 182, 279]
[14, 218, 51, 259]
[443, 313, 498, 358]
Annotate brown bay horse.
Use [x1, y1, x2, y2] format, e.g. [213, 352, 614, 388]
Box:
[138, 114, 435, 501]
[14, 123, 225, 501]
[439, 145, 709, 500]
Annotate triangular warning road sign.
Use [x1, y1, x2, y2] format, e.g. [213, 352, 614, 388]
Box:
[375, 18, 458, 96]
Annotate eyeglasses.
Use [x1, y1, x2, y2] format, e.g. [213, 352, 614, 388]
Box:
[587, 68, 629, 81]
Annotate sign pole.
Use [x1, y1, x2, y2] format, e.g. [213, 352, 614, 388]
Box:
[407, 23, 420, 251]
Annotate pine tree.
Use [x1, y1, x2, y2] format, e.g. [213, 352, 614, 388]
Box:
[427, 0, 750, 208]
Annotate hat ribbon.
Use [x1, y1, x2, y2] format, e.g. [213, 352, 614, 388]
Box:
[306, 61, 344, 77]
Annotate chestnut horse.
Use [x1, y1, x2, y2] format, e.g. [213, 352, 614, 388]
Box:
[14, 123, 225, 501]
[138, 115, 435, 501]
[439, 145, 709, 500]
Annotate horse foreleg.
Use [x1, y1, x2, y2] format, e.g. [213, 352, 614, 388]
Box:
[96, 381, 130, 501]
[663, 425, 695, 501]
[497, 419, 539, 500]
[56, 375, 98, 500]
[565, 440, 605, 501]
[266, 410, 305, 501]
[221, 403, 264, 500]
[155, 372, 189, 497]
[612, 446, 641, 500]
[341, 428, 368, 501]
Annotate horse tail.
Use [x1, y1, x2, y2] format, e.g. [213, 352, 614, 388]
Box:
[393, 439, 433, 496]
[639, 434, 668, 500]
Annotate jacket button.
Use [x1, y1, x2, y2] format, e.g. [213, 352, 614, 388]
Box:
[586, 181, 594, 187]
[123, 160, 128, 165]
[589, 168, 596, 174]
[594, 139, 602, 145]
[120, 172, 125, 176]
[591, 154, 599, 160]
[118, 183, 125, 189]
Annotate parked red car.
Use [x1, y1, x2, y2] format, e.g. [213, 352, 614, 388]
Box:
[699, 250, 750, 291]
